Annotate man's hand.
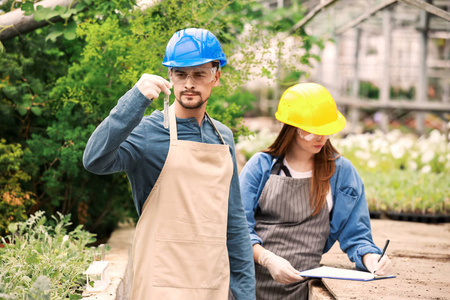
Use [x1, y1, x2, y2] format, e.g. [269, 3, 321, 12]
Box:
[362, 253, 392, 276]
[136, 74, 172, 100]
[259, 249, 305, 284]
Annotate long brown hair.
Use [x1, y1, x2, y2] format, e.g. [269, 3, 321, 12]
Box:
[263, 124, 341, 215]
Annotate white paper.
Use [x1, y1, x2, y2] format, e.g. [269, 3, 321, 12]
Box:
[300, 266, 395, 281]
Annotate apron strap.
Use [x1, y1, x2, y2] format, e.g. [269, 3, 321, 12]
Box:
[271, 156, 292, 177]
[205, 112, 227, 145]
[169, 104, 177, 142]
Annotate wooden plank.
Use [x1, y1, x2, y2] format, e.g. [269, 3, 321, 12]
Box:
[288, 0, 339, 35]
[398, 0, 450, 21]
[335, 0, 397, 35]
[336, 97, 450, 113]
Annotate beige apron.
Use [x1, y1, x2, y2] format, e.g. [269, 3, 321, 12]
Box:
[131, 105, 233, 300]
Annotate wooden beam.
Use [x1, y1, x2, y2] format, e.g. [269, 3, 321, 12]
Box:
[335, 0, 397, 35]
[398, 0, 450, 21]
[288, 0, 339, 35]
[336, 97, 450, 113]
[0, 0, 76, 41]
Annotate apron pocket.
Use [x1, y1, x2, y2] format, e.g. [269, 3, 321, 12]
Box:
[153, 239, 228, 289]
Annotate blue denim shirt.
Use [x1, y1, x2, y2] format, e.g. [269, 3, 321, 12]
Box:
[83, 85, 256, 299]
[239, 152, 382, 271]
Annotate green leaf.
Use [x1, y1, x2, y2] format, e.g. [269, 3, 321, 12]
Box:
[64, 31, 77, 40]
[26, 252, 39, 264]
[17, 107, 28, 116]
[75, 3, 87, 12]
[63, 21, 78, 40]
[30, 107, 43, 116]
[46, 23, 65, 42]
[34, 6, 60, 22]
[0, 41, 4, 53]
[21, 2, 35, 15]
[8, 222, 18, 234]
[61, 8, 78, 19]
[22, 94, 33, 108]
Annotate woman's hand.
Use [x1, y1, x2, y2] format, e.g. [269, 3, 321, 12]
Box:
[362, 253, 392, 276]
[258, 249, 305, 284]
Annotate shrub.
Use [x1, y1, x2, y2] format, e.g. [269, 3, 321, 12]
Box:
[0, 211, 96, 299]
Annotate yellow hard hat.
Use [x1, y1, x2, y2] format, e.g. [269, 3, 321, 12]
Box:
[275, 83, 346, 135]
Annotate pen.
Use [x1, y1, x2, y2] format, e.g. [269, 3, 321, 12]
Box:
[378, 239, 390, 262]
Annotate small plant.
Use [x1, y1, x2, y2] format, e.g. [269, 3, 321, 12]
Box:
[0, 211, 96, 299]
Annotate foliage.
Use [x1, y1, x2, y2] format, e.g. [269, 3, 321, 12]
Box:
[0, 139, 35, 234]
[0, 0, 324, 241]
[0, 211, 96, 299]
[332, 129, 450, 174]
[363, 170, 449, 214]
[331, 129, 450, 214]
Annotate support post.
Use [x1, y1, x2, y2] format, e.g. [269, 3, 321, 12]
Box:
[379, 7, 392, 133]
[415, 0, 430, 135]
[350, 28, 362, 134]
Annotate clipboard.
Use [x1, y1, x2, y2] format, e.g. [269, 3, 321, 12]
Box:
[300, 266, 396, 281]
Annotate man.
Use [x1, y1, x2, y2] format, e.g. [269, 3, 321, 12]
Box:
[83, 28, 256, 299]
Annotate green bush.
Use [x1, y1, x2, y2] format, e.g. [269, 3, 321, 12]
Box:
[0, 140, 35, 234]
[0, 211, 96, 299]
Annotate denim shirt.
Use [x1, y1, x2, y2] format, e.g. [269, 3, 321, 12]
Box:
[239, 152, 382, 271]
[83, 85, 255, 300]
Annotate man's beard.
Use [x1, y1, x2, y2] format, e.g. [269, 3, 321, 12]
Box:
[177, 91, 209, 109]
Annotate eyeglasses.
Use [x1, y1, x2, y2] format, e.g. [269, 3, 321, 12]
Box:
[297, 129, 330, 141]
[169, 67, 217, 85]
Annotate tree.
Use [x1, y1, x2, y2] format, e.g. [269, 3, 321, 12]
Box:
[0, 0, 77, 41]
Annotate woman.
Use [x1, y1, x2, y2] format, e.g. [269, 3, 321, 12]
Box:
[240, 83, 392, 299]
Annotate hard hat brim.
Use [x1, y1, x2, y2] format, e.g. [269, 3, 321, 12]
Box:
[162, 58, 226, 68]
[276, 110, 347, 136]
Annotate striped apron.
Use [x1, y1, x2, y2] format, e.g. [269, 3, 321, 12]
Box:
[254, 158, 330, 300]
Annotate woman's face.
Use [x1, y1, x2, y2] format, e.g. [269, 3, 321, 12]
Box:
[294, 128, 329, 155]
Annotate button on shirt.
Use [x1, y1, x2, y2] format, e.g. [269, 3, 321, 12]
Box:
[83, 85, 256, 299]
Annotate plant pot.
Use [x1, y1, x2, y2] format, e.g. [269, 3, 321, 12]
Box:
[369, 210, 382, 219]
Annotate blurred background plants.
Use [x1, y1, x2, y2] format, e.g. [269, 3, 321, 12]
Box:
[237, 128, 449, 215]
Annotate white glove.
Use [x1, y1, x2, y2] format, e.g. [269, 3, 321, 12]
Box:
[258, 249, 305, 284]
[362, 253, 392, 276]
[136, 74, 172, 100]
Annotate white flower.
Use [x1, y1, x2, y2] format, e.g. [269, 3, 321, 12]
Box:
[408, 161, 417, 171]
[421, 150, 435, 164]
[367, 160, 377, 168]
[390, 144, 405, 159]
[420, 165, 432, 174]
[355, 150, 370, 160]
[410, 151, 419, 159]
[61, 235, 69, 246]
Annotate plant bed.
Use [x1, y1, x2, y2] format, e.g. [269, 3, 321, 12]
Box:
[385, 212, 450, 224]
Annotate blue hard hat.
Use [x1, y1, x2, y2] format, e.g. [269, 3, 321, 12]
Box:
[162, 28, 227, 68]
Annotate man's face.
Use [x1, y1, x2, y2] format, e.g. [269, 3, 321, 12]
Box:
[169, 62, 220, 110]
